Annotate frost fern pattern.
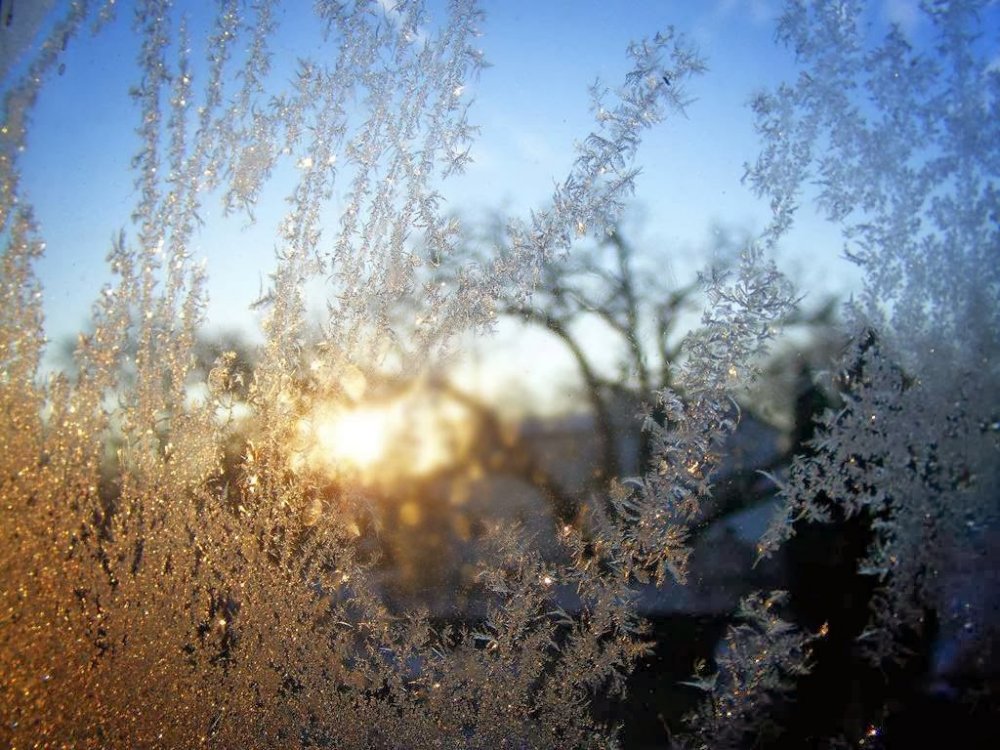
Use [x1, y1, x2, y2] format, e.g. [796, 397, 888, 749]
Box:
[0, 2, 720, 747]
[754, 0, 1000, 663]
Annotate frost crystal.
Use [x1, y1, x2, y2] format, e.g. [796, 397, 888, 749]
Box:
[3, 0, 994, 746]
[0, 2, 708, 746]
[753, 0, 1000, 663]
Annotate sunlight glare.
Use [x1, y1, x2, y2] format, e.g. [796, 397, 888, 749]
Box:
[292, 390, 472, 486]
[315, 406, 393, 470]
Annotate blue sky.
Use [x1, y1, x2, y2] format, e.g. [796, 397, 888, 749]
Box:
[6, 0, 921, 382]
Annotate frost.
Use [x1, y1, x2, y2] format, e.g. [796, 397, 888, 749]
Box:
[677, 592, 818, 750]
[752, 0, 1000, 665]
[2, 0, 996, 746]
[0, 2, 708, 746]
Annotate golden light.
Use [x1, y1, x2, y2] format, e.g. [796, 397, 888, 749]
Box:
[290, 388, 472, 487]
[314, 405, 396, 471]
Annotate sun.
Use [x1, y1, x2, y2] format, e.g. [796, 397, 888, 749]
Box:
[290, 389, 472, 486]
[313, 405, 396, 472]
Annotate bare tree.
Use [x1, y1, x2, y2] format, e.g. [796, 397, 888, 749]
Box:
[428, 220, 838, 529]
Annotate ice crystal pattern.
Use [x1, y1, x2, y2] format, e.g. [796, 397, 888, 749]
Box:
[1, 0, 996, 747]
[754, 0, 1000, 664]
[0, 1, 724, 747]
